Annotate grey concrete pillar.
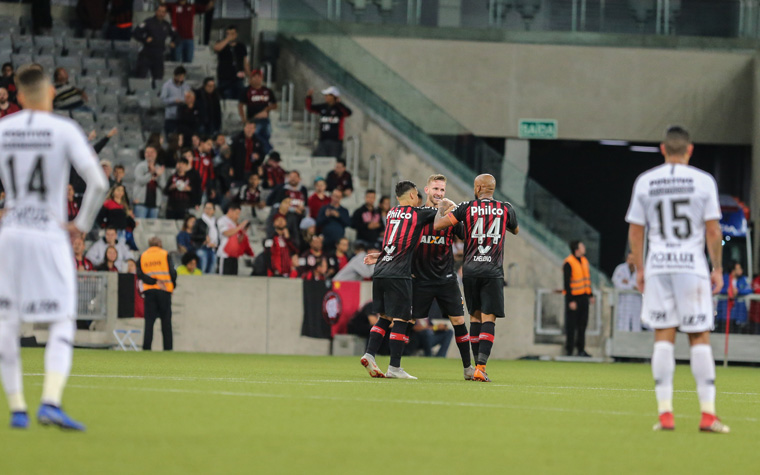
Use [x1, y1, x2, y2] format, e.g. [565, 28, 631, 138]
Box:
[437, 0, 462, 27]
[751, 53, 760, 274]
[501, 138, 529, 208]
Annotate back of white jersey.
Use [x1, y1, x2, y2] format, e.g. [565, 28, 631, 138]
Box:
[0, 110, 100, 235]
[625, 163, 721, 278]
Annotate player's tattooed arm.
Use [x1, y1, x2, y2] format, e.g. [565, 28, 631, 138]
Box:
[434, 199, 456, 231]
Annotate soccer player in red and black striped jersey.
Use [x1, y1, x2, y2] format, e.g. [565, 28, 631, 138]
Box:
[360, 181, 438, 379]
[411, 174, 475, 379]
[434, 174, 518, 382]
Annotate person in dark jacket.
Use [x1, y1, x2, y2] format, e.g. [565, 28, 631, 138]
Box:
[195, 77, 222, 136]
[230, 123, 265, 185]
[316, 189, 350, 252]
[132, 4, 178, 80]
[305, 86, 352, 159]
[351, 189, 382, 247]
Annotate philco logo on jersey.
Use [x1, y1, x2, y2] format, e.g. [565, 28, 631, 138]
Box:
[420, 235, 446, 245]
[387, 209, 412, 220]
[470, 206, 503, 216]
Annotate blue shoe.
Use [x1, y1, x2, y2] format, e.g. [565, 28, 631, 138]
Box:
[37, 404, 86, 431]
[10, 411, 29, 429]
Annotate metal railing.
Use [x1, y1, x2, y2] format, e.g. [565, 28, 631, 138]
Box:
[344, 135, 360, 179]
[534, 288, 603, 337]
[261, 61, 273, 88]
[367, 154, 382, 197]
[279, 81, 295, 125]
[77, 273, 110, 320]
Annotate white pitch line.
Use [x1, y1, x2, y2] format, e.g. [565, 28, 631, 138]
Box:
[24, 373, 760, 397]
[43, 382, 758, 423]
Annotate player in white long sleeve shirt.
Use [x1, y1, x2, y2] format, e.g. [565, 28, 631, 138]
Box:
[0, 66, 108, 431]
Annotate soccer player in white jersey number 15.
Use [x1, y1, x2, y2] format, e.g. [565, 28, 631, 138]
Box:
[626, 126, 728, 433]
[0, 66, 108, 431]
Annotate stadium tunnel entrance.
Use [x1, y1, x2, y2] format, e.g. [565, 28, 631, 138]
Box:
[482, 138, 751, 277]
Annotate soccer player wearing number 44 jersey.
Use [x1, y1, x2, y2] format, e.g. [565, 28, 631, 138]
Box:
[434, 174, 518, 382]
[360, 181, 439, 379]
[0, 66, 109, 430]
[626, 126, 728, 433]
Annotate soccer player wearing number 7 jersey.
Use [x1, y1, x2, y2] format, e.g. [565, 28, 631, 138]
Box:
[0, 66, 109, 430]
[626, 126, 728, 433]
[360, 181, 439, 379]
[434, 174, 518, 382]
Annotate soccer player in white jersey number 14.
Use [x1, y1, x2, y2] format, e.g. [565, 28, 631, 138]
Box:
[625, 126, 729, 433]
[0, 66, 108, 431]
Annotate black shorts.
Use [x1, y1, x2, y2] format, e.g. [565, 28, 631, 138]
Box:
[412, 280, 465, 320]
[372, 277, 412, 320]
[463, 277, 505, 318]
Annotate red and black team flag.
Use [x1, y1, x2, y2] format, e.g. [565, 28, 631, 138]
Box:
[301, 280, 361, 339]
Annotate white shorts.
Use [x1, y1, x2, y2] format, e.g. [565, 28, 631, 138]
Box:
[641, 273, 714, 333]
[0, 229, 76, 323]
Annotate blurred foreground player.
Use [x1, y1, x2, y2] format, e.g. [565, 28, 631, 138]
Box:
[435, 174, 518, 382]
[626, 126, 729, 433]
[0, 66, 108, 430]
[360, 181, 441, 379]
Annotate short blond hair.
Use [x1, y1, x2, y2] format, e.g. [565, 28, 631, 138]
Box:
[427, 174, 447, 184]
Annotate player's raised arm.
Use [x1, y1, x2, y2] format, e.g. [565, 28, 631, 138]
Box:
[433, 198, 457, 230]
[68, 125, 108, 234]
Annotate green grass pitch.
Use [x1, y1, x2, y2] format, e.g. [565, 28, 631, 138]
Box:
[0, 349, 758, 474]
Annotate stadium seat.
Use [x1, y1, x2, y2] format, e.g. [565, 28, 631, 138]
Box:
[55, 56, 82, 79]
[83, 57, 108, 77]
[53, 110, 70, 119]
[89, 38, 112, 52]
[32, 54, 55, 72]
[0, 34, 13, 52]
[98, 76, 122, 92]
[98, 93, 121, 113]
[78, 75, 99, 93]
[98, 111, 118, 126]
[64, 37, 88, 53]
[107, 58, 127, 78]
[10, 53, 33, 68]
[128, 77, 154, 93]
[33, 35, 56, 49]
[12, 35, 35, 54]
[116, 148, 139, 164]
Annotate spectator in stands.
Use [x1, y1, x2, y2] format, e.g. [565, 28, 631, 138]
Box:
[307, 178, 331, 219]
[133, 145, 167, 218]
[217, 203, 250, 275]
[230, 122, 265, 184]
[192, 202, 219, 274]
[126, 259, 138, 274]
[161, 66, 191, 136]
[718, 261, 752, 329]
[348, 301, 380, 341]
[0, 63, 17, 102]
[177, 252, 202, 275]
[100, 160, 114, 187]
[303, 256, 329, 281]
[97, 185, 134, 237]
[0, 87, 20, 118]
[306, 86, 352, 159]
[326, 159, 353, 196]
[67, 184, 79, 222]
[238, 69, 277, 154]
[113, 164, 126, 189]
[265, 215, 299, 278]
[194, 136, 216, 199]
[238, 174, 265, 219]
[196, 77, 222, 136]
[268, 170, 308, 216]
[176, 216, 196, 255]
[261, 152, 286, 189]
[176, 90, 200, 146]
[73, 236, 94, 271]
[299, 217, 317, 253]
[407, 318, 453, 358]
[378, 195, 391, 227]
[327, 236, 350, 277]
[298, 235, 324, 278]
[133, 4, 178, 80]
[351, 189, 382, 247]
[334, 242, 376, 281]
[106, 0, 134, 41]
[165, 157, 196, 219]
[165, 0, 213, 63]
[266, 197, 302, 248]
[88, 227, 133, 270]
[96, 246, 121, 272]
[76, 0, 108, 38]
[317, 189, 350, 252]
[53, 68, 90, 112]
[214, 25, 249, 100]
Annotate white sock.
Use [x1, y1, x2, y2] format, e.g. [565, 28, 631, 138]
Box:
[652, 341, 675, 414]
[41, 320, 75, 407]
[0, 319, 26, 412]
[690, 344, 716, 415]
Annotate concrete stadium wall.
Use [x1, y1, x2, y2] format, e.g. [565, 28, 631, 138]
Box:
[117, 276, 587, 359]
[332, 37, 754, 144]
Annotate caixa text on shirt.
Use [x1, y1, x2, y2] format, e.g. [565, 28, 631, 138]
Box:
[22, 300, 59, 314]
[649, 252, 695, 266]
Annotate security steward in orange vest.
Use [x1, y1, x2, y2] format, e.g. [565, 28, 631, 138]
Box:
[563, 240, 594, 357]
[137, 237, 178, 350]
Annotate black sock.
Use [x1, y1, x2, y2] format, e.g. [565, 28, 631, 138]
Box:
[389, 321, 408, 368]
[477, 322, 495, 366]
[453, 324, 471, 368]
[470, 322, 481, 363]
[366, 318, 391, 357]
[404, 321, 415, 344]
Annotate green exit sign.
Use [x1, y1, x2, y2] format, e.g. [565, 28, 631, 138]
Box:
[518, 119, 558, 139]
